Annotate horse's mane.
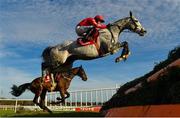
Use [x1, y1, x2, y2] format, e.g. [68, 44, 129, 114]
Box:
[114, 17, 130, 24]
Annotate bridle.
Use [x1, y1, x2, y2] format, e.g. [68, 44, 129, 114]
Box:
[77, 67, 86, 80]
[107, 16, 144, 44]
[130, 17, 139, 30]
[112, 17, 139, 33]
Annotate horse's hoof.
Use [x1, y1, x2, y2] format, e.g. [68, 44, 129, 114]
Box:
[115, 57, 123, 63]
[56, 97, 61, 100]
[115, 58, 119, 63]
[45, 109, 53, 114]
[49, 110, 53, 114]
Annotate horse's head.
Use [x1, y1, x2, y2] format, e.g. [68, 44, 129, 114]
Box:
[128, 11, 147, 36]
[77, 65, 88, 81]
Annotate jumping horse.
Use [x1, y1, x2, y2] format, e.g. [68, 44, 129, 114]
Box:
[11, 66, 88, 113]
[42, 11, 147, 72]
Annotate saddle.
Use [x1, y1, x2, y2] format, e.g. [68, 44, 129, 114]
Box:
[44, 72, 70, 84]
[44, 74, 51, 83]
[43, 74, 57, 91]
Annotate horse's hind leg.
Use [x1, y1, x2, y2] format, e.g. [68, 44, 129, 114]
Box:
[33, 94, 40, 106]
[32, 83, 43, 106]
[51, 48, 69, 65]
[39, 89, 52, 114]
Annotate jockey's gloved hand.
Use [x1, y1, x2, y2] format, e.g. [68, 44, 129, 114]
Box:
[107, 23, 113, 27]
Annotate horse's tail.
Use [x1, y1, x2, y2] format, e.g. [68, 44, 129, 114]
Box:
[10, 83, 31, 97]
[42, 46, 52, 62]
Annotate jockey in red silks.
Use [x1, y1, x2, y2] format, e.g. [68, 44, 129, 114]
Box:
[75, 15, 107, 41]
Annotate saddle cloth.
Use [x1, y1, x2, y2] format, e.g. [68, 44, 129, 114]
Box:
[44, 75, 51, 83]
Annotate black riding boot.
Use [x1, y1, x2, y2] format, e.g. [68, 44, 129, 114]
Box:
[84, 28, 95, 41]
[41, 62, 49, 83]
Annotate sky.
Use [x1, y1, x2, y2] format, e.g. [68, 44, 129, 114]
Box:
[0, 0, 179, 99]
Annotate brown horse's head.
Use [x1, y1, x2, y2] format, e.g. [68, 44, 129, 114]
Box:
[76, 65, 88, 81]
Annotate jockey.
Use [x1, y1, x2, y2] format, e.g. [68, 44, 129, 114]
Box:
[75, 15, 107, 41]
[41, 63, 56, 91]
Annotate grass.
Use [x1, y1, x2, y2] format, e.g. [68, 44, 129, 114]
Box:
[0, 109, 103, 117]
[0, 109, 15, 117]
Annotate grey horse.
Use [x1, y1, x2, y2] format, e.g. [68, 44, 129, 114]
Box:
[42, 11, 147, 72]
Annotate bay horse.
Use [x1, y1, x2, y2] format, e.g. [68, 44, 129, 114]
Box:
[11, 66, 87, 113]
[42, 11, 147, 72]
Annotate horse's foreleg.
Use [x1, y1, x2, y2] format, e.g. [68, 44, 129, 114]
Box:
[59, 89, 66, 104]
[51, 89, 66, 105]
[51, 49, 69, 66]
[110, 42, 122, 55]
[57, 89, 66, 103]
[56, 91, 70, 101]
[115, 41, 130, 63]
[65, 91, 70, 99]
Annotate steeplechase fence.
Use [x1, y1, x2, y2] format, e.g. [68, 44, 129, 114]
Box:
[0, 85, 121, 112]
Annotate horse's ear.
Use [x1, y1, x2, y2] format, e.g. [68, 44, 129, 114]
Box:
[80, 65, 83, 68]
[130, 11, 132, 18]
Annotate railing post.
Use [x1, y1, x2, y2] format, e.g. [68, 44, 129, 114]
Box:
[14, 99, 17, 113]
[106, 90, 109, 101]
[101, 89, 103, 105]
[70, 92, 72, 107]
[91, 91, 93, 106]
[85, 91, 87, 107]
[116, 84, 119, 91]
[80, 91, 82, 107]
[95, 90, 98, 105]
[75, 92, 77, 107]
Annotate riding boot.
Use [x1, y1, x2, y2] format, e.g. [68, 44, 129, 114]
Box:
[50, 73, 57, 91]
[41, 70, 46, 85]
[84, 28, 94, 42]
[41, 62, 49, 84]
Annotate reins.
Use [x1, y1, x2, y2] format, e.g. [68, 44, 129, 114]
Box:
[122, 30, 134, 33]
[109, 23, 134, 34]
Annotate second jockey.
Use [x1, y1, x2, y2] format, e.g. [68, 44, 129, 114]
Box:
[75, 15, 107, 42]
